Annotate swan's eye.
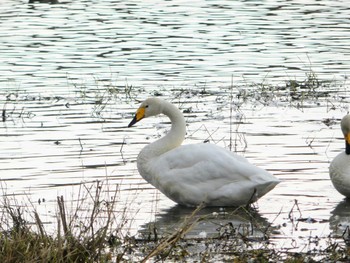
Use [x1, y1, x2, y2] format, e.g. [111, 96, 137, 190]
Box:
[145, 105, 149, 108]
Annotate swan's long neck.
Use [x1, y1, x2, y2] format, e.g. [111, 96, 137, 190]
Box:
[341, 115, 350, 155]
[138, 101, 186, 165]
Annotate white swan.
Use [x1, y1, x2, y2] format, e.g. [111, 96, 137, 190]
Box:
[128, 98, 280, 207]
[329, 114, 350, 198]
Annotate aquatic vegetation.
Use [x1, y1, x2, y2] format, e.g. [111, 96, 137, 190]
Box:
[70, 76, 143, 118]
[0, 67, 345, 124]
[1, 70, 350, 261]
[238, 68, 342, 109]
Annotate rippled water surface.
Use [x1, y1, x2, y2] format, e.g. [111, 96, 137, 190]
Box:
[2, 0, 350, 255]
[2, 0, 350, 90]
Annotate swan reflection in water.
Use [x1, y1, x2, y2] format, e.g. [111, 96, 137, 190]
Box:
[329, 199, 350, 243]
[138, 205, 273, 242]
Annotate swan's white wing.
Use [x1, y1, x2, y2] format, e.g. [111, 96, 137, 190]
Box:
[330, 152, 350, 197]
[147, 143, 279, 206]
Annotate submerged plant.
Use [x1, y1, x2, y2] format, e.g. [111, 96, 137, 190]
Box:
[70, 76, 142, 119]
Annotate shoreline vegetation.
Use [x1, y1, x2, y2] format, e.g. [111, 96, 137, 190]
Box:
[1, 71, 350, 262]
[1, 181, 349, 262]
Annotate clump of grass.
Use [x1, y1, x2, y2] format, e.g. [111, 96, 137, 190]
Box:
[285, 68, 332, 101]
[71, 76, 143, 118]
[1, 89, 35, 123]
[0, 181, 132, 263]
[236, 66, 340, 109]
[0, 87, 68, 123]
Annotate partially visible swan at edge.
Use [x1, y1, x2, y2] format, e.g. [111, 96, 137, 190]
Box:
[329, 114, 350, 198]
[128, 97, 280, 207]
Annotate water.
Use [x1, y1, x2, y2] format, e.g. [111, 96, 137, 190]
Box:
[1, 0, 350, 256]
[2, 0, 350, 92]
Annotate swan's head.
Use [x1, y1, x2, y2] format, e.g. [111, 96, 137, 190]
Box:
[341, 114, 350, 144]
[128, 98, 163, 127]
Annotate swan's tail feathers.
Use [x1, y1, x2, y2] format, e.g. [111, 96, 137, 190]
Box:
[256, 179, 280, 199]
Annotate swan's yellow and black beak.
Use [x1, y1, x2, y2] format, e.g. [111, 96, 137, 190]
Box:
[345, 132, 350, 155]
[128, 107, 145, 127]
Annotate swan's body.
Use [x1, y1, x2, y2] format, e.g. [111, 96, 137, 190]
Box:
[128, 98, 280, 207]
[329, 114, 350, 197]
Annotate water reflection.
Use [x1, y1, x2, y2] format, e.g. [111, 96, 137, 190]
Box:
[139, 205, 271, 241]
[329, 199, 350, 242]
[28, 0, 59, 4]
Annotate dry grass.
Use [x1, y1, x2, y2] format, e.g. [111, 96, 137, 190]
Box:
[1, 183, 350, 262]
[0, 181, 125, 263]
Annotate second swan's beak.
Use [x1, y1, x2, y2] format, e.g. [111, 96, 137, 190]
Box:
[345, 132, 350, 145]
[128, 107, 145, 127]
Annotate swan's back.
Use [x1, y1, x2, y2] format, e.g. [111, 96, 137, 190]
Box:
[141, 143, 279, 206]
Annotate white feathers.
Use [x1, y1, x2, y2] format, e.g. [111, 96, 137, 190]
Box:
[129, 98, 280, 207]
[329, 114, 350, 198]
